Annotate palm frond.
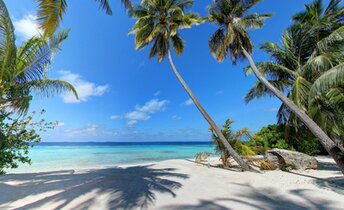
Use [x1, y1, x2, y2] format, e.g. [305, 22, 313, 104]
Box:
[0, 0, 16, 81]
[36, 0, 67, 37]
[171, 33, 184, 56]
[239, 13, 272, 30]
[26, 79, 78, 98]
[309, 63, 344, 103]
[245, 79, 292, 103]
[95, 0, 113, 15]
[290, 76, 311, 110]
[17, 30, 69, 81]
[315, 26, 344, 53]
[208, 28, 227, 62]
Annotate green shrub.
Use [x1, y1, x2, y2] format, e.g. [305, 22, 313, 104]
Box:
[0, 110, 56, 174]
[247, 124, 326, 155]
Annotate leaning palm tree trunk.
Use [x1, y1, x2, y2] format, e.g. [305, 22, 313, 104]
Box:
[167, 50, 251, 171]
[242, 48, 344, 174]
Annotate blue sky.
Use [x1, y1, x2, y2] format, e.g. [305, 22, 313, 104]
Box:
[5, 0, 313, 142]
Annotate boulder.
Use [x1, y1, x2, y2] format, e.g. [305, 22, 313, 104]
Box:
[265, 149, 318, 171]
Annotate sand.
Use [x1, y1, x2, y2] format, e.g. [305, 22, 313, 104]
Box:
[0, 156, 343, 210]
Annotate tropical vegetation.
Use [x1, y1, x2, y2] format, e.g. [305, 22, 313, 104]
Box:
[0, 0, 343, 174]
[36, 0, 115, 37]
[247, 124, 325, 156]
[0, 110, 55, 174]
[210, 119, 254, 168]
[0, 0, 77, 173]
[128, 0, 253, 171]
[245, 0, 344, 149]
[206, 0, 344, 173]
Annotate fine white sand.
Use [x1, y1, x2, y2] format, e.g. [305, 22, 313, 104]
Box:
[0, 156, 343, 210]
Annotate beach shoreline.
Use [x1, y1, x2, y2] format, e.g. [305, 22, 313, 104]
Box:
[1, 156, 343, 209]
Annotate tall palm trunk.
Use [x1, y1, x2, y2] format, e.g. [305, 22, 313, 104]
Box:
[167, 50, 251, 171]
[242, 48, 344, 174]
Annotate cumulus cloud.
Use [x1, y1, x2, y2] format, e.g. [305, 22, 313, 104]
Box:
[13, 14, 43, 40]
[125, 99, 169, 126]
[182, 98, 194, 106]
[59, 71, 109, 103]
[111, 99, 169, 127]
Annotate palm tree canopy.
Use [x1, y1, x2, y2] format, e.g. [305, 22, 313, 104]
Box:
[207, 0, 272, 64]
[245, 0, 344, 139]
[36, 0, 120, 37]
[129, 0, 201, 62]
[0, 0, 78, 113]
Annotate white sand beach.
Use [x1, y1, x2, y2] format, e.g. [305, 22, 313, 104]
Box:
[0, 156, 343, 210]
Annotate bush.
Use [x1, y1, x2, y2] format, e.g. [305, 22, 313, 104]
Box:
[247, 124, 325, 155]
[247, 124, 294, 155]
[0, 110, 56, 174]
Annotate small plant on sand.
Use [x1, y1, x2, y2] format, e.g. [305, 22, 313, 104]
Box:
[210, 119, 254, 168]
[195, 152, 211, 163]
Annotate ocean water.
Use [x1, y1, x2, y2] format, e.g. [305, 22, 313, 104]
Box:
[10, 142, 214, 173]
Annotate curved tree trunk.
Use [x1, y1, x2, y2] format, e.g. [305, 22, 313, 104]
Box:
[167, 50, 251, 171]
[242, 48, 344, 174]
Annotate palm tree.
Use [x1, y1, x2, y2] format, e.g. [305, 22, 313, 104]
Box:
[0, 0, 77, 113]
[129, 0, 251, 171]
[245, 27, 344, 150]
[36, 0, 133, 37]
[210, 119, 254, 168]
[207, 0, 344, 174]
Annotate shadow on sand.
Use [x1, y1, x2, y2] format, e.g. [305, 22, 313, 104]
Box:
[0, 165, 188, 209]
[162, 183, 338, 210]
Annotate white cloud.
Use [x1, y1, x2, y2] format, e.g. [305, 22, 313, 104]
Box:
[153, 91, 161, 96]
[59, 71, 109, 103]
[112, 99, 169, 127]
[13, 14, 43, 40]
[110, 115, 122, 120]
[135, 99, 169, 113]
[182, 98, 194, 106]
[171, 115, 181, 120]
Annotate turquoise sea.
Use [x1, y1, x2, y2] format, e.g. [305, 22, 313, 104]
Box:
[10, 142, 214, 173]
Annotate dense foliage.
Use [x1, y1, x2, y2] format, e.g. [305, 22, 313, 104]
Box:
[211, 121, 326, 160]
[0, 0, 77, 114]
[247, 124, 325, 155]
[245, 0, 344, 144]
[0, 0, 77, 174]
[0, 110, 55, 174]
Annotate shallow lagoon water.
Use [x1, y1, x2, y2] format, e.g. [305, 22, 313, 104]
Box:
[10, 142, 213, 173]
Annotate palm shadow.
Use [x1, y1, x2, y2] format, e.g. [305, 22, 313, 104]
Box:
[162, 183, 336, 210]
[0, 165, 188, 209]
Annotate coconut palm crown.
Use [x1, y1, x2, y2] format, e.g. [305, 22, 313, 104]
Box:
[129, 0, 201, 62]
[245, 0, 344, 141]
[207, 0, 272, 64]
[0, 0, 77, 113]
